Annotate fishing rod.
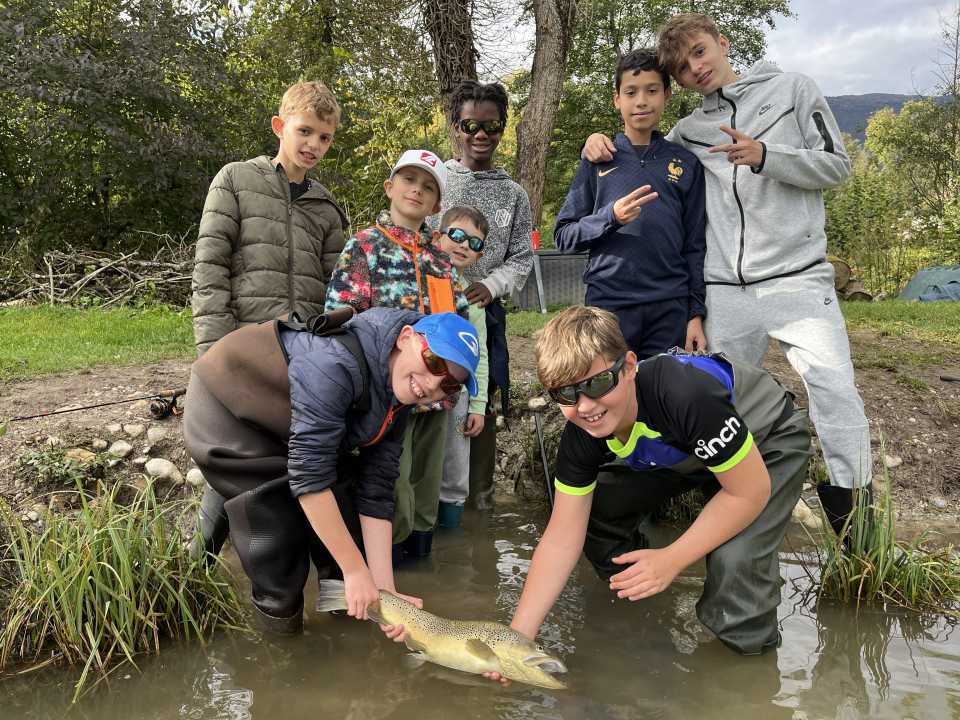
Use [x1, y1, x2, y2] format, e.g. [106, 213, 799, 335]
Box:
[4, 388, 187, 425]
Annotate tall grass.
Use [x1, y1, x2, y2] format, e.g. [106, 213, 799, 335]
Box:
[813, 477, 960, 616]
[0, 481, 247, 700]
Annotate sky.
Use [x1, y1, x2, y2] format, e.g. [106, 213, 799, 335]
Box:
[488, 0, 955, 97]
[747, 0, 950, 96]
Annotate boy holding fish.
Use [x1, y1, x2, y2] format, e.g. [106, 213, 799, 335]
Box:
[489, 305, 811, 660]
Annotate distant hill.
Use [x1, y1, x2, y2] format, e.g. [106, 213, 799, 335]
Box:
[825, 93, 947, 142]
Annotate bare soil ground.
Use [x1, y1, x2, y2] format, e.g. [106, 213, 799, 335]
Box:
[1, 329, 958, 522]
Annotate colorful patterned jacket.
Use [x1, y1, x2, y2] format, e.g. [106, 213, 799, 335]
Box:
[325, 210, 469, 318]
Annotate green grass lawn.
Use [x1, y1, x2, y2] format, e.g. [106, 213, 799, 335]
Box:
[0, 305, 193, 382]
[0, 300, 955, 383]
[509, 300, 960, 348]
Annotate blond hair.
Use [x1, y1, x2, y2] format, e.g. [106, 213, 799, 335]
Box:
[658, 13, 721, 77]
[535, 306, 629, 389]
[279, 81, 341, 125]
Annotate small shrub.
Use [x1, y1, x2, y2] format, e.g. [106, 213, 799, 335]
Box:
[16, 447, 107, 489]
[0, 480, 247, 700]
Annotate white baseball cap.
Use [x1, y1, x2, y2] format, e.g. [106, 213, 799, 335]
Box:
[391, 149, 446, 197]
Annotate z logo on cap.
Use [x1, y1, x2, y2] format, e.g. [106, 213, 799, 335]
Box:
[458, 331, 480, 358]
[420, 151, 438, 167]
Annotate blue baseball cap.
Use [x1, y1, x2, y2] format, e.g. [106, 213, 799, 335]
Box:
[412, 313, 480, 396]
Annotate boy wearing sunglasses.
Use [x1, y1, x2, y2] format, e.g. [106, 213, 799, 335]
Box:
[554, 49, 706, 359]
[183, 307, 480, 634]
[433, 79, 534, 511]
[434, 206, 491, 528]
[326, 149, 471, 562]
[485, 305, 810, 662]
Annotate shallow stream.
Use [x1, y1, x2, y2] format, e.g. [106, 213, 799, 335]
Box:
[3, 496, 959, 719]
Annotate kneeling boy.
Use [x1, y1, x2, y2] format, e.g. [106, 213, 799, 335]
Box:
[501, 305, 810, 656]
[183, 307, 480, 633]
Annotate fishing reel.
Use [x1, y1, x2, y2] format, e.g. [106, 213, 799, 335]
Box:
[149, 389, 186, 420]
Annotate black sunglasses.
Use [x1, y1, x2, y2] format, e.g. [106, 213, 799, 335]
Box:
[442, 227, 485, 252]
[457, 118, 505, 136]
[548, 356, 627, 406]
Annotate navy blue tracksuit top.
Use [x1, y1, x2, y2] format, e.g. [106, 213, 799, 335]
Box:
[554, 131, 706, 317]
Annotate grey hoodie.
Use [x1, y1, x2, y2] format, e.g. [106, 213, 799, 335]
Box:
[666, 61, 850, 286]
[431, 159, 533, 298]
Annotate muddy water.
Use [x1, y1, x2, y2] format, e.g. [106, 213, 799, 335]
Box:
[3, 496, 959, 720]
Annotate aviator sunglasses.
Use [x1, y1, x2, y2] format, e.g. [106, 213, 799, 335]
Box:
[418, 335, 466, 395]
[442, 227, 485, 252]
[457, 118, 506, 136]
[548, 355, 627, 406]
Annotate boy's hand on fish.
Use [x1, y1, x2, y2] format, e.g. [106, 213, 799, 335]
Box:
[390, 591, 423, 608]
[379, 622, 409, 643]
[609, 548, 681, 601]
[344, 568, 381, 620]
[481, 671, 512, 687]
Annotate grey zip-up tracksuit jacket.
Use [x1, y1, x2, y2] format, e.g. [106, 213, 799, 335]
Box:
[666, 61, 850, 286]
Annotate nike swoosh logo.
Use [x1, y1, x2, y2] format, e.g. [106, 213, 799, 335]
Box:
[598, 167, 619, 177]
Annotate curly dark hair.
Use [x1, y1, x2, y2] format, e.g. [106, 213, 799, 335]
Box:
[448, 80, 509, 124]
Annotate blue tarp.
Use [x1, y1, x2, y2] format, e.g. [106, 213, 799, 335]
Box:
[899, 265, 960, 301]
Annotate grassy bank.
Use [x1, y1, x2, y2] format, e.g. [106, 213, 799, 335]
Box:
[0, 305, 193, 382]
[0, 300, 954, 383]
[0, 481, 246, 700]
[507, 300, 960, 347]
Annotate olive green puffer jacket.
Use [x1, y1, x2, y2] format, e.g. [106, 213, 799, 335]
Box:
[191, 156, 349, 354]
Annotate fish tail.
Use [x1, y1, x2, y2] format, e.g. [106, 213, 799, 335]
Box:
[315, 579, 347, 613]
[315, 580, 386, 624]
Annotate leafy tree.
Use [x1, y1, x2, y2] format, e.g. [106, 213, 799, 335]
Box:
[0, 0, 231, 253]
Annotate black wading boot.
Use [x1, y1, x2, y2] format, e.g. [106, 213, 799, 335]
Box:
[189, 483, 230, 563]
[816, 484, 873, 545]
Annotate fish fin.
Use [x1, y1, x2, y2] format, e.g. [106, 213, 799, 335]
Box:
[401, 652, 429, 670]
[464, 639, 498, 663]
[404, 636, 427, 653]
[366, 600, 386, 625]
[315, 580, 347, 613]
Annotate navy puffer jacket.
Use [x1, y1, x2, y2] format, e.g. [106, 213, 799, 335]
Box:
[281, 306, 419, 519]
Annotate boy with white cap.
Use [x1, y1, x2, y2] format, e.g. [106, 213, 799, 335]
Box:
[326, 149, 471, 561]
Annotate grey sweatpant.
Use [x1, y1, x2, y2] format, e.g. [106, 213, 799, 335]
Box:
[440, 390, 471, 505]
[705, 266, 872, 489]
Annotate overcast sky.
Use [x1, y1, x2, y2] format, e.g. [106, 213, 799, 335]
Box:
[760, 0, 952, 95]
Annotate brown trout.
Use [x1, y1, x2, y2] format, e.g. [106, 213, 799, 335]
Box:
[316, 580, 567, 689]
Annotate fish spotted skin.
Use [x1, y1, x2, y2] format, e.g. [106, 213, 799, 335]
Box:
[316, 581, 567, 689]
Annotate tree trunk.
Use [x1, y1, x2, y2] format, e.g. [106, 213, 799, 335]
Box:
[515, 0, 577, 226]
[421, 0, 478, 117]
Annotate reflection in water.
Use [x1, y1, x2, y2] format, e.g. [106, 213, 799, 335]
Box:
[1, 500, 958, 720]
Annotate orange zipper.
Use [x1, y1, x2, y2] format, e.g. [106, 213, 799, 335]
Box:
[361, 402, 404, 447]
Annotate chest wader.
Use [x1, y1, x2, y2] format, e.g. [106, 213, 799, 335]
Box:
[582, 359, 812, 655]
[183, 308, 372, 634]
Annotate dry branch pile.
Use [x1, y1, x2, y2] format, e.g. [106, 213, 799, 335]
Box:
[0, 234, 194, 308]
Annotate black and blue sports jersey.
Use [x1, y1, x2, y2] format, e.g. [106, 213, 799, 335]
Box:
[554, 131, 706, 318]
[554, 353, 753, 496]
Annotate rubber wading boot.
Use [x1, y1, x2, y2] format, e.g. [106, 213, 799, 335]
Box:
[403, 530, 434, 558]
[817, 484, 873, 544]
[437, 501, 465, 529]
[468, 417, 497, 510]
[251, 600, 304, 636]
[189, 484, 230, 563]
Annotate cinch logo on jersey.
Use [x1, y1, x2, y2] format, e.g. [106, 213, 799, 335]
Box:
[694, 416, 742, 460]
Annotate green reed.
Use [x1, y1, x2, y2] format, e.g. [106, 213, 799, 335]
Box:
[815, 472, 960, 615]
[0, 480, 247, 700]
